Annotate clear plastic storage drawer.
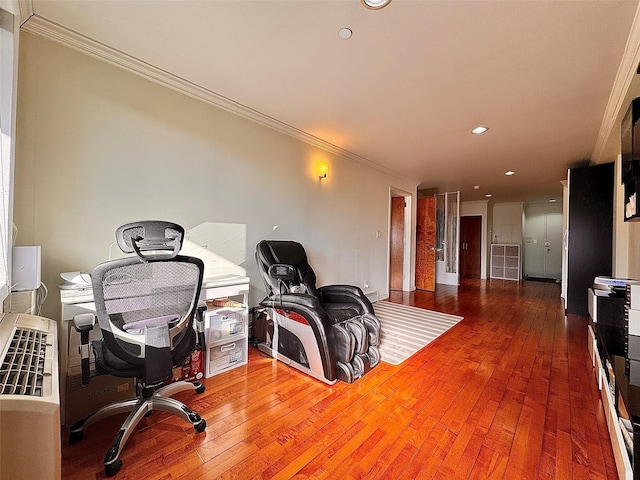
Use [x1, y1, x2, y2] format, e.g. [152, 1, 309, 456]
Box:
[204, 308, 245, 344]
[206, 340, 247, 377]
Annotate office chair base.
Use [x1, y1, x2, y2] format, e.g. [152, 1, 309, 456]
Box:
[69, 380, 206, 477]
[105, 459, 122, 477]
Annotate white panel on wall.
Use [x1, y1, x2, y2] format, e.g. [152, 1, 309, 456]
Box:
[492, 203, 524, 245]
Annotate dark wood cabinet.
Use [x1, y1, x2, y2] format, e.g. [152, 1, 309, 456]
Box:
[566, 163, 614, 316]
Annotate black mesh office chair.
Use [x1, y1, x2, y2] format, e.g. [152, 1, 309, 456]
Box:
[69, 221, 207, 477]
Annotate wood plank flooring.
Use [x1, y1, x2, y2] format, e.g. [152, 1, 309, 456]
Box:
[61, 279, 618, 479]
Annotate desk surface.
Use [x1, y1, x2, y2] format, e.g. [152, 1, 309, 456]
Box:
[202, 274, 250, 289]
[60, 274, 250, 305]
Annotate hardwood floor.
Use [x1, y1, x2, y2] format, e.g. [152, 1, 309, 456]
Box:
[61, 279, 618, 479]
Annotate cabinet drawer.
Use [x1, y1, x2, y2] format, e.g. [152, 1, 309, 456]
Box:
[609, 411, 633, 480]
[205, 308, 246, 344]
[504, 267, 519, 279]
[587, 324, 596, 367]
[505, 245, 519, 256]
[206, 340, 247, 377]
[504, 256, 519, 268]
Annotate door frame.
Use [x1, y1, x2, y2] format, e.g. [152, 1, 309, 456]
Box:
[416, 195, 437, 291]
[387, 187, 414, 293]
[524, 202, 564, 281]
[459, 215, 483, 279]
[459, 201, 490, 280]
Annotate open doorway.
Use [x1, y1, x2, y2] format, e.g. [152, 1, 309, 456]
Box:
[460, 215, 482, 279]
[388, 188, 412, 292]
[435, 191, 460, 286]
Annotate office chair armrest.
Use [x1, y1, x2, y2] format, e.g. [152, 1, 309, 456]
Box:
[195, 304, 207, 348]
[73, 313, 96, 385]
[317, 285, 375, 314]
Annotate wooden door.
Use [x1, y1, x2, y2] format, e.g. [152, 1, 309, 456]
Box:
[416, 196, 436, 291]
[389, 196, 405, 291]
[460, 216, 482, 278]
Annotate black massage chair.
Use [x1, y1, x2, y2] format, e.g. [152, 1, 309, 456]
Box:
[254, 240, 381, 384]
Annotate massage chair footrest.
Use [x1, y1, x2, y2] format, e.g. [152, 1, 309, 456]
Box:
[336, 361, 356, 384]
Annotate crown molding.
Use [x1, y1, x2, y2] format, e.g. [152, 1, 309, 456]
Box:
[20, 13, 417, 186]
[591, 1, 640, 163]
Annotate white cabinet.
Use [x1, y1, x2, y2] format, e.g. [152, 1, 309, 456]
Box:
[490, 244, 521, 280]
[201, 280, 249, 378]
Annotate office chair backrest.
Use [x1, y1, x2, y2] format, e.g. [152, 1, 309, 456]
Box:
[92, 221, 204, 380]
[255, 240, 318, 297]
[116, 221, 184, 260]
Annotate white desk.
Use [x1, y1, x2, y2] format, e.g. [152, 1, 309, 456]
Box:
[59, 274, 250, 424]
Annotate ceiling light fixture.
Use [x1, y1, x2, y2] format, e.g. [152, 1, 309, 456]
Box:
[361, 0, 392, 10]
[471, 126, 489, 135]
[338, 27, 352, 40]
[485, 194, 492, 198]
[549, 199, 557, 203]
[505, 170, 515, 176]
[473, 185, 480, 190]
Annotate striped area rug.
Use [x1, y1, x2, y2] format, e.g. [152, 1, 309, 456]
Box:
[373, 301, 464, 365]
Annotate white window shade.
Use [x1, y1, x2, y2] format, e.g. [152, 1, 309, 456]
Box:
[0, 8, 16, 304]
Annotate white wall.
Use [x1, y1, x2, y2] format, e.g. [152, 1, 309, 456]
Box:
[14, 33, 418, 319]
[460, 200, 489, 279]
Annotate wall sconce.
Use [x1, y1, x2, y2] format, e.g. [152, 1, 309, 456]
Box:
[317, 161, 329, 180]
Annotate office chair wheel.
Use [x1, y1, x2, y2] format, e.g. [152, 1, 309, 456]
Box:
[68, 431, 83, 445]
[194, 419, 207, 433]
[104, 459, 122, 477]
[195, 383, 205, 394]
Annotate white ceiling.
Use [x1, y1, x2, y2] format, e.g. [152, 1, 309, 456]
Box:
[24, 0, 640, 204]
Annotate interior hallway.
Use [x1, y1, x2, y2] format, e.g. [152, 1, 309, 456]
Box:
[61, 279, 616, 479]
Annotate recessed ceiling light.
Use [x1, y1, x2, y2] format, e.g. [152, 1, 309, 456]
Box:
[361, 0, 392, 9]
[473, 185, 480, 190]
[471, 126, 489, 135]
[338, 28, 352, 40]
[549, 199, 557, 203]
[505, 170, 515, 176]
[485, 194, 492, 198]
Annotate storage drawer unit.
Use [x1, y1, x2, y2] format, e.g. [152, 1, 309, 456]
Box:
[201, 284, 249, 378]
